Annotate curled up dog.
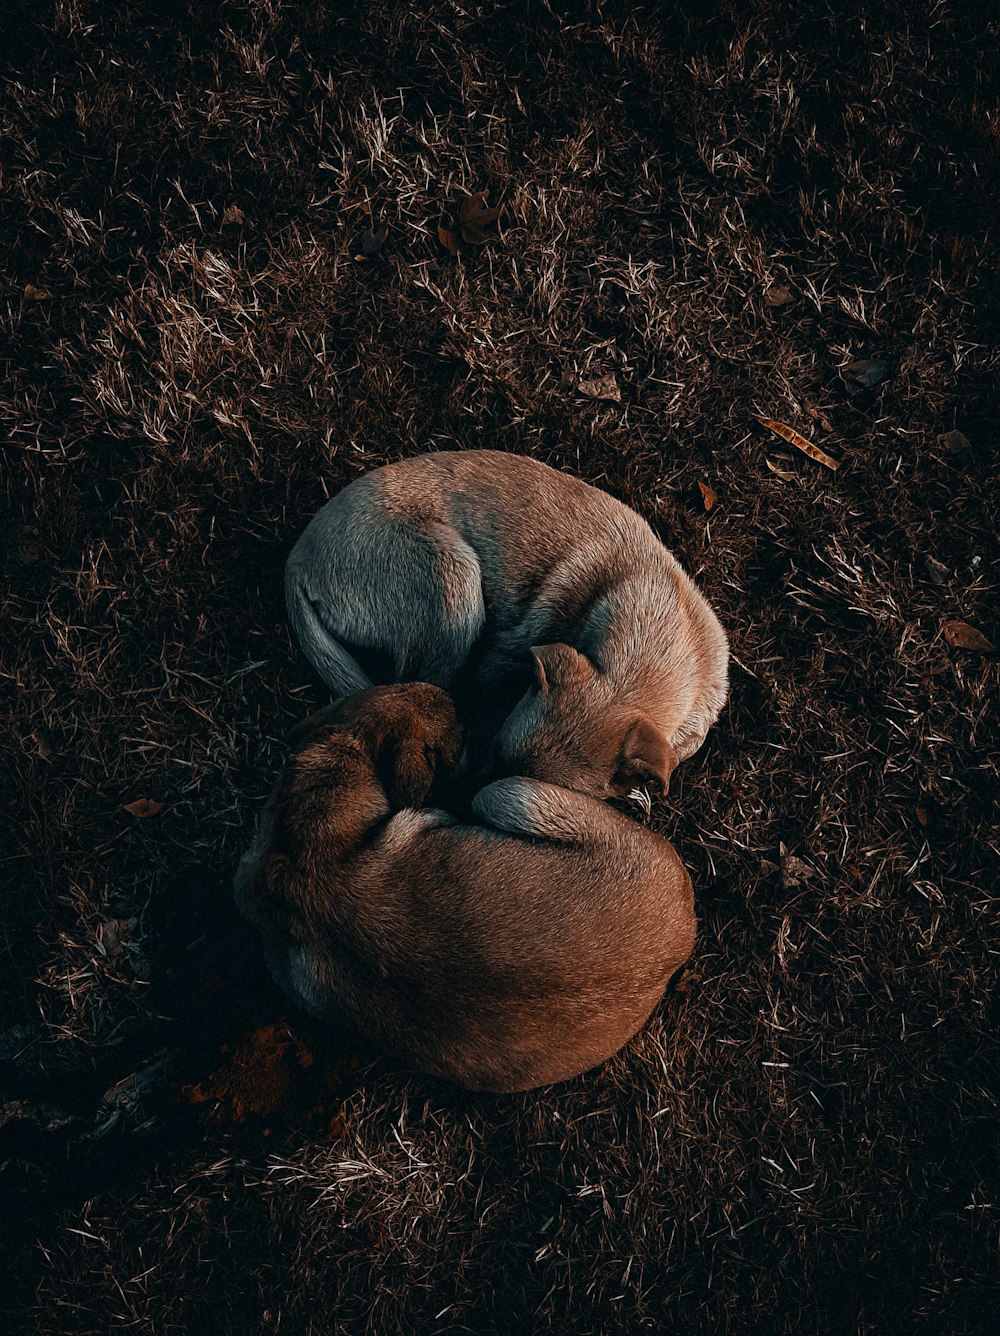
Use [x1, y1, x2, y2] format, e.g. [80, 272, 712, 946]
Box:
[285, 450, 729, 797]
[234, 684, 696, 1093]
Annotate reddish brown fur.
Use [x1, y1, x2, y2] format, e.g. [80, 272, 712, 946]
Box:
[235, 684, 696, 1093]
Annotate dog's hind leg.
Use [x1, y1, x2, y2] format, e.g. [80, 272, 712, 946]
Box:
[287, 484, 486, 694]
[404, 523, 486, 687]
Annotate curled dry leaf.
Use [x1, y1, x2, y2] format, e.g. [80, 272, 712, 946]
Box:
[31, 727, 55, 759]
[758, 417, 840, 470]
[437, 218, 460, 255]
[697, 480, 717, 511]
[915, 797, 936, 828]
[806, 404, 834, 433]
[672, 967, 701, 995]
[938, 429, 971, 453]
[354, 221, 389, 262]
[99, 917, 134, 958]
[942, 619, 994, 652]
[764, 283, 794, 307]
[842, 356, 894, 396]
[578, 373, 621, 402]
[459, 190, 500, 245]
[779, 842, 815, 890]
[123, 797, 163, 818]
[925, 555, 949, 585]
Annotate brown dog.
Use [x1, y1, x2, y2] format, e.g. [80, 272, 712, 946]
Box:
[285, 451, 729, 798]
[234, 684, 696, 1093]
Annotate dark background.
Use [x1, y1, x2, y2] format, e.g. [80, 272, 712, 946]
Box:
[2, 1, 997, 1331]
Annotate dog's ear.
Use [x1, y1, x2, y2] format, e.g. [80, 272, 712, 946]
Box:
[531, 643, 594, 693]
[613, 716, 676, 794]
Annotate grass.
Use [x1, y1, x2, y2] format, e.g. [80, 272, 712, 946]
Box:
[1, 1, 998, 1331]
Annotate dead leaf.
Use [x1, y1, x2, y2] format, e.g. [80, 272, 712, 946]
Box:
[766, 458, 797, 481]
[764, 283, 794, 307]
[672, 968, 701, 995]
[326, 1110, 349, 1141]
[925, 555, 949, 585]
[780, 842, 815, 890]
[459, 190, 500, 245]
[578, 373, 621, 402]
[942, 620, 994, 652]
[938, 429, 970, 453]
[221, 204, 245, 226]
[354, 221, 389, 261]
[123, 797, 163, 818]
[99, 917, 135, 958]
[437, 219, 460, 255]
[806, 404, 834, 433]
[697, 480, 717, 511]
[24, 282, 50, 301]
[842, 356, 894, 396]
[758, 418, 840, 470]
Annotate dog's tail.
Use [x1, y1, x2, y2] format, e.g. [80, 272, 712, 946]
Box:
[285, 562, 373, 696]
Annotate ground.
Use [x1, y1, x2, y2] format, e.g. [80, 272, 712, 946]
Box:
[1, 2, 998, 1332]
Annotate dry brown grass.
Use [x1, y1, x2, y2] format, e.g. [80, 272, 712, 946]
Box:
[2, 1, 998, 1332]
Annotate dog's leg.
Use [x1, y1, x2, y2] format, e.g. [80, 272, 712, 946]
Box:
[471, 777, 622, 845]
[286, 486, 486, 693]
[407, 524, 486, 686]
[285, 570, 374, 698]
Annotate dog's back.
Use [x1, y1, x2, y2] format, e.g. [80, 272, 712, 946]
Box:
[236, 684, 696, 1092]
[285, 451, 728, 796]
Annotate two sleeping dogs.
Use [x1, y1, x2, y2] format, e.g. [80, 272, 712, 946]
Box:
[237, 451, 728, 1091]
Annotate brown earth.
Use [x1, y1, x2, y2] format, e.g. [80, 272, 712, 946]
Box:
[1, 2, 998, 1332]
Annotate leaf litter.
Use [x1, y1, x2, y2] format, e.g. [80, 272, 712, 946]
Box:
[578, 372, 621, 402]
[123, 797, 163, 818]
[459, 190, 500, 245]
[757, 417, 840, 470]
[942, 620, 994, 651]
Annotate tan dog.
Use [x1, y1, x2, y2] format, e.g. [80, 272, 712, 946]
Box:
[234, 684, 696, 1093]
[285, 451, 729, 799]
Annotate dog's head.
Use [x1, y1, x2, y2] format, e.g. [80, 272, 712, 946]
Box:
[235, 683, 463, 935]
[489, 643, 677, 799]
[372, 683, 464, 809]
[285, 683, 464, 810]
